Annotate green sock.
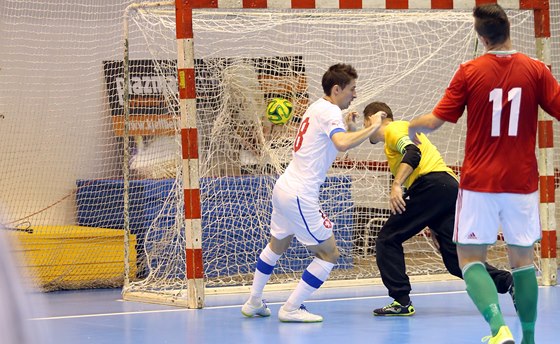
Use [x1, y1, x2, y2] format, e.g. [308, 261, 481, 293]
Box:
[463, 262, 505, 336]
[512, 265, 538, 344]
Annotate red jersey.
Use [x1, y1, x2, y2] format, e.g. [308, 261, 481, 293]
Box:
[433, 51, 560, 193]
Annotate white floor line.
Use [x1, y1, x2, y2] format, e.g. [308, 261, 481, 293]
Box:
[31, 289, 467, 321]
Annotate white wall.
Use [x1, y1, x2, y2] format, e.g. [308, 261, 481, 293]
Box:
[0, 0, 131, 224]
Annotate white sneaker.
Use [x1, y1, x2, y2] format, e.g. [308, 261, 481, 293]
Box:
[278, 304, 323, 323]
[241, 300, 271, 317]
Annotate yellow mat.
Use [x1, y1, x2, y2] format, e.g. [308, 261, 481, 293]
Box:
[7, 225, 136, 290]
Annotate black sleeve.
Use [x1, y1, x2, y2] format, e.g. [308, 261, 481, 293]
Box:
[401, 144, 421, 169]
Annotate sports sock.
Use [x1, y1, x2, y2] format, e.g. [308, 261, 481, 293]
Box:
[463, 261, 505, 336]
[283, 257, 334, 311]
[512, 265, 538, 344]
[248, 244, 281, 305]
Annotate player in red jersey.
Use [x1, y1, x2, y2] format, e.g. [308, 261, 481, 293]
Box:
[408, 4, 560, 344]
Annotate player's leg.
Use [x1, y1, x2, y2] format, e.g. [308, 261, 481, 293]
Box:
[420, 172, 462, 279]
[456, 189, 513, 343]
[242, 186, 294, 318]
[484, 264, 514, 294]
[374, 172, 451, 316]
[278, 235, 338, 322]
[507, 246, 537, 344]
[278, 197, 337, 322]
[431, 211, 513, 294]
[459, 246, 507, 331]
[428, 200, 462, 279]
[373, 214, 423, 315]
[501, 191, 540, 344]
[242, 235, 292, 317]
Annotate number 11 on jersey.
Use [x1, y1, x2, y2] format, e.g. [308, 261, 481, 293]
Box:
[489, 87, 522, 137]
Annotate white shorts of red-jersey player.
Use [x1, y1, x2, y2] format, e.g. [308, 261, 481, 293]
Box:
[454, 189, 541, 247]
[270, 184, 333, 246]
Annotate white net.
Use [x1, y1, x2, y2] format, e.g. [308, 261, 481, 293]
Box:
[0, 0, 136, 290]
[121, 5, 539, 301]
[0, 1, 555, 300]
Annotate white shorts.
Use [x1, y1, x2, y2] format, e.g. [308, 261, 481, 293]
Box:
[454, 189, 541, 247]
[270, 184, 333, 246]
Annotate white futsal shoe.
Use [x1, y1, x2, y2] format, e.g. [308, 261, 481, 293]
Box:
[241, 300, 271, 317]
[278, 304, 323, 323]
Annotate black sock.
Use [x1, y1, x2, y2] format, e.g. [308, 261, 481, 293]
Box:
[396, 296, 410, 305]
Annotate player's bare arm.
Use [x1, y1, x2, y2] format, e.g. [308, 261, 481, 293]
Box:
[331, 111, 386, 151]
[408, 113, 445, 144]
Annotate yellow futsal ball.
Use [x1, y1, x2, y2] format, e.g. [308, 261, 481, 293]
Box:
[266, 98, 293, 125]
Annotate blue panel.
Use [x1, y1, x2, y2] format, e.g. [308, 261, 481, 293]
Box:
[75, 175, 354, 280]
[200, 175, 354, 277]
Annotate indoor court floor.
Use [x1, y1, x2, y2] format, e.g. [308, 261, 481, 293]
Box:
[32, 277, 559, 344]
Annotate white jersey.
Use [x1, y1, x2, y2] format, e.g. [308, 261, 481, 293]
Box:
[275, 98, 346, 199]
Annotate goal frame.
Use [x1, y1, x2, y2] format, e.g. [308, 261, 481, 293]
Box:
[122, 0, 556, 309]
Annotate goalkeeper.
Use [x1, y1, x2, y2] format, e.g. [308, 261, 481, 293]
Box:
[362, 101, 513, 316]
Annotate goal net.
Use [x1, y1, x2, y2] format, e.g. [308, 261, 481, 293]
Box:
[1, 0, 556, 303]
[119, 3, 544, 305]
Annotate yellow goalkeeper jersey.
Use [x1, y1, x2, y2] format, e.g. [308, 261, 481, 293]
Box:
[384, 120, 457, 189]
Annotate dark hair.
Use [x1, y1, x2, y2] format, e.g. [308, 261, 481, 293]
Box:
[322, 63, 358, 96]
[473, 4, 510, 45]
[363, 101, 393, 121]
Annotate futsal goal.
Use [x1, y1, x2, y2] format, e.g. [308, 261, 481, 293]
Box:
[116, 0, 557, 308]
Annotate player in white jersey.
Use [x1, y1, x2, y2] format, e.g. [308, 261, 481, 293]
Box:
[242, 64, 386, 322]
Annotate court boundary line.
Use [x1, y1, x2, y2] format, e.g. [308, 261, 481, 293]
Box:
[31, 289, 470, 321]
